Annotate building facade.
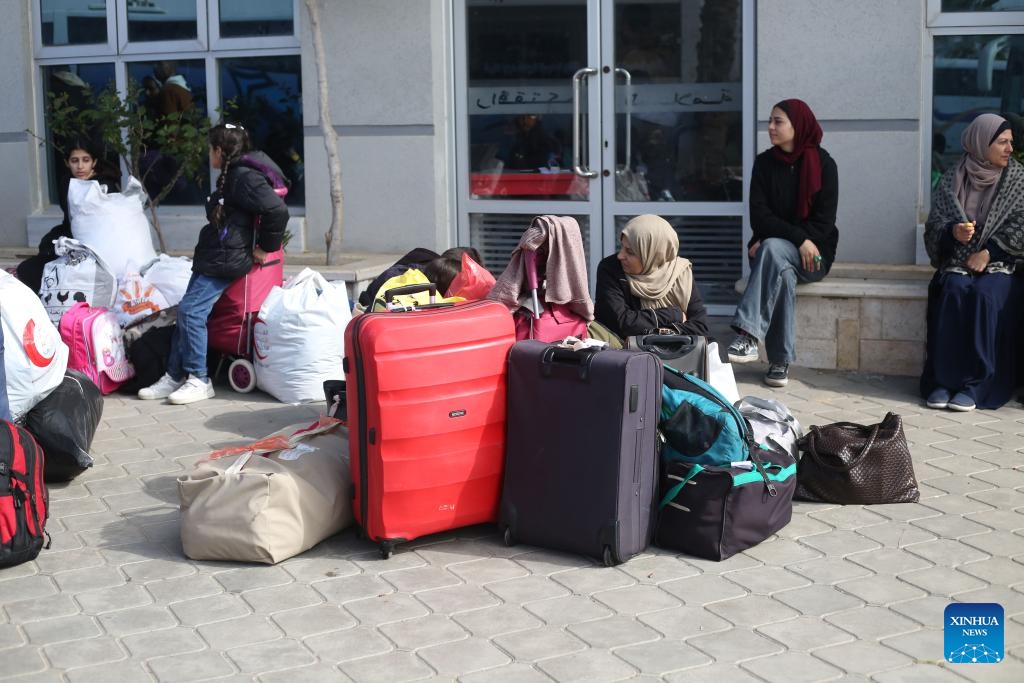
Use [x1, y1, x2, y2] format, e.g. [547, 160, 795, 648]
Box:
[4, 1, 1022, 309]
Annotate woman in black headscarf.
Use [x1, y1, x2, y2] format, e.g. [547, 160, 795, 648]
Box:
[922, 113, 1022, 411]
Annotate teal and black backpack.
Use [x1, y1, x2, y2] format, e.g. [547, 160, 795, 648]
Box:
[659, 367, 752, 466]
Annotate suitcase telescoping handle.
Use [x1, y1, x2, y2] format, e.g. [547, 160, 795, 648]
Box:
[633, 334, 697, 357]
[383, 283, 437, 302]
[540, 345, 599, 381]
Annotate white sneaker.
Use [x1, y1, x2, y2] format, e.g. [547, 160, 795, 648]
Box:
[168, 376, 215, 405]
[138, 373, 186, 400]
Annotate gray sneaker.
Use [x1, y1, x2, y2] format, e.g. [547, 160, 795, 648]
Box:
[727, 334, 759, 363]
[138, 373, 185, 400]
[764, 363, 789, 388]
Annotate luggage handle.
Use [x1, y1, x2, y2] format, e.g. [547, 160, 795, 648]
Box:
[382, 283, 437, 302]
[633, 334, 698, 356]
[540, 345, 599, 381]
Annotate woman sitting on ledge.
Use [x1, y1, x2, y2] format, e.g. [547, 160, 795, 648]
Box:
[922, 113, 1022, 412]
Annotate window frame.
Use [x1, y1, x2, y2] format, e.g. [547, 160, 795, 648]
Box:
[210, 0, 301, 50]
[926, 0, 1024, 28]
[32, 0, 304, 211]
[923, 3, 1024, 223]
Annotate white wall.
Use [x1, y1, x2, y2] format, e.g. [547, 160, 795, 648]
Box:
[756, 0, 926, 264]
[302, 0, 451, 255]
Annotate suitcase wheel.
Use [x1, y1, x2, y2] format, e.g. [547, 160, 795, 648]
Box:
[602, 546, 617, 567]
[503, 527, 514, 547]
[379, 542, 394, 560]
[228, 359, 257, 393]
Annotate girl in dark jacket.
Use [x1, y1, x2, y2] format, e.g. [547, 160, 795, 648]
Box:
[139, 123, 289, 405]
[726, 99, 839, 387]
[595, 214, 710, 340]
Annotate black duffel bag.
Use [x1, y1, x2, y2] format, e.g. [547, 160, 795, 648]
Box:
[24, 370, 103, 482]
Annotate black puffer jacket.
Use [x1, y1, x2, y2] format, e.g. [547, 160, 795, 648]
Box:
[193, 152, 289, 280]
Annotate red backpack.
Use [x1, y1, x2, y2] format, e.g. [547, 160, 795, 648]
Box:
[1, 420, 49, 567]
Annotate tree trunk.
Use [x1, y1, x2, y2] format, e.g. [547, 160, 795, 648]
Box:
[148, 205, 169, 254]
[304, 0, 345, 265]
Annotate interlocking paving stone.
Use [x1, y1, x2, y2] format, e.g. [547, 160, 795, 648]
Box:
[659, 573, 748, 605]
[551, 566, 636, 595]
[120, 627, 206, 659]
[416, 636, 511, 675]
[687, 627, 785, 661]
[755, 615, 856, 651]
[257, 663, 353, 683]
[303, 625, 392, 663]
[168, 593, 251, 627]
[566, 614, 660, 649]
[706, 594, 800, 627]
[900, 567, 988, 597]
[773, 584, 865, 616]
[855, 522, 938, 548]
[523, 594, 614, 626]
[270, 604, 357, 639]
[638, 605, 732, 639]
[741, 650, 845, 682]
[416, 583, 501, 614]
[787, 557, 875, 584]
[452, 603, 543, 639]
[22, 615, 101, 645]
[4, 594, 80, 623]
[336, 650, 434, 683]
[377, 613, 467, 649]
[812, 640, 915, 675]
[615, 553, 701, 584]
[446, 557, 530, 584]
[147, 649, 237, 682]
[342, 593, 429, 627]
[592, 583, 683, 615]
[722, 565, 810, 595]
[613, 638, 712, 674]
[197, 613, 283, 649]
[493, 625, 588, 661]
[537, 649, 641, 682]
[872, 663, 971, 682]
[241, 583, 324, 614]
[825, 605, 921, 640]
[42, 635, 126, 669]
[919, 494, 996, 517]
[838, 575, 927, 605]
[226, 637, 317, 674]
[457, 662, 553, 683]
[96, 605, 179, 636]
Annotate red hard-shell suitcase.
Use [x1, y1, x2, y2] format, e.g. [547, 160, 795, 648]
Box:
[500, 340, 662, 566]
[343, 298, 516, 558]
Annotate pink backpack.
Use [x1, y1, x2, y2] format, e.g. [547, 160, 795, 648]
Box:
[58, 303, 135, 395]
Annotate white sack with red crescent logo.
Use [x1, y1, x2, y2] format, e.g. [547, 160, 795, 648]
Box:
[254, 268, 351, 404]
[69, 176, 157, 278]
[0, 272, 70, 421]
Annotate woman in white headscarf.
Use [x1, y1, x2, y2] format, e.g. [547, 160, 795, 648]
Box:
[594, 214, 710, 340]
[922, 112, 1022, 411]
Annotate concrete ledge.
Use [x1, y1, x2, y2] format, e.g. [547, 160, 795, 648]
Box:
[735, 263, 932, 377]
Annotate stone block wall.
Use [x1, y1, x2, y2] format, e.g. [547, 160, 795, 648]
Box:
[795, 294, 927, 376]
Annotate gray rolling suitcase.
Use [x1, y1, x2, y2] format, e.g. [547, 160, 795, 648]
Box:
[499, 340, 662, 566]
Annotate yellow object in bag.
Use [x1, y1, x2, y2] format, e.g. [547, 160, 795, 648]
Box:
[371, 268, 464, 311]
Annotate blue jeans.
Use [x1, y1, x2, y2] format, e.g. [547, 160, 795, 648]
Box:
[167, 273, 232, 381]
[731, 238, 827, 364]
[0, 321, 10, 421]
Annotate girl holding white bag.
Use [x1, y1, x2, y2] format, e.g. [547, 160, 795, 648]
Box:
[15, 138, 121, 292]
[138, 123, 289, 405]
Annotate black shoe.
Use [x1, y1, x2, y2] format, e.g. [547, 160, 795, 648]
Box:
[764, 363, 789, 388]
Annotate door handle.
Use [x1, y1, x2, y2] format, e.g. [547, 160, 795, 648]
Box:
[571, 67, 598, 178]
[614, 67, 632, 175]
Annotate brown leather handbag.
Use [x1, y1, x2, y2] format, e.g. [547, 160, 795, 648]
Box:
[795, 412, 920, 504]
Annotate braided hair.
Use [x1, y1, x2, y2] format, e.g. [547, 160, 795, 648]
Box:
[209, 123, 251, 227]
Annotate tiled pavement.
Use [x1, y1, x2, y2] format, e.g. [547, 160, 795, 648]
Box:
[3, 362, 1024, 682]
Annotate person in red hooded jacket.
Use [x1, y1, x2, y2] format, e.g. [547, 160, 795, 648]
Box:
[726, 99, 839, 388]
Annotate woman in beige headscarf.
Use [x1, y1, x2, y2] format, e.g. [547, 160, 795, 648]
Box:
[594, 214, 710, 340]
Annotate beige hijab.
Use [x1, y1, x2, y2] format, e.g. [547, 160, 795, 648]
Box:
[621, 214, 693, 311]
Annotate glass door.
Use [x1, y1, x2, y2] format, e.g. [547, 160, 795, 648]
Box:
[455, 0, 602, 283]
[455, 0, 752, 310]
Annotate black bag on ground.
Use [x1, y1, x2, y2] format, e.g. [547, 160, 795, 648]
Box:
[119, 325, 175, 394]
[654, 443, 797, 561]
[24, 370, 103, 482]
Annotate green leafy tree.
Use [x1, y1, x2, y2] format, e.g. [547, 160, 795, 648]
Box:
[39, 80, 210, 253]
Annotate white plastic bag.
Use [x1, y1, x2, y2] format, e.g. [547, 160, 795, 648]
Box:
[140, 254, 193, 307]
[39, 237, 118, 326]
[706, 341, 740, 406]
[254, 268, 352, 404]
[0, 272, 70, 421]
[736, 395, 803, 460]
[114, 270, 169, 328]
[69, 175, 157, 278]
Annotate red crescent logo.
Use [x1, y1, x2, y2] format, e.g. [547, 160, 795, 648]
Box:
[253, 319, 269, 361]
[23, 319, 56, 368]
